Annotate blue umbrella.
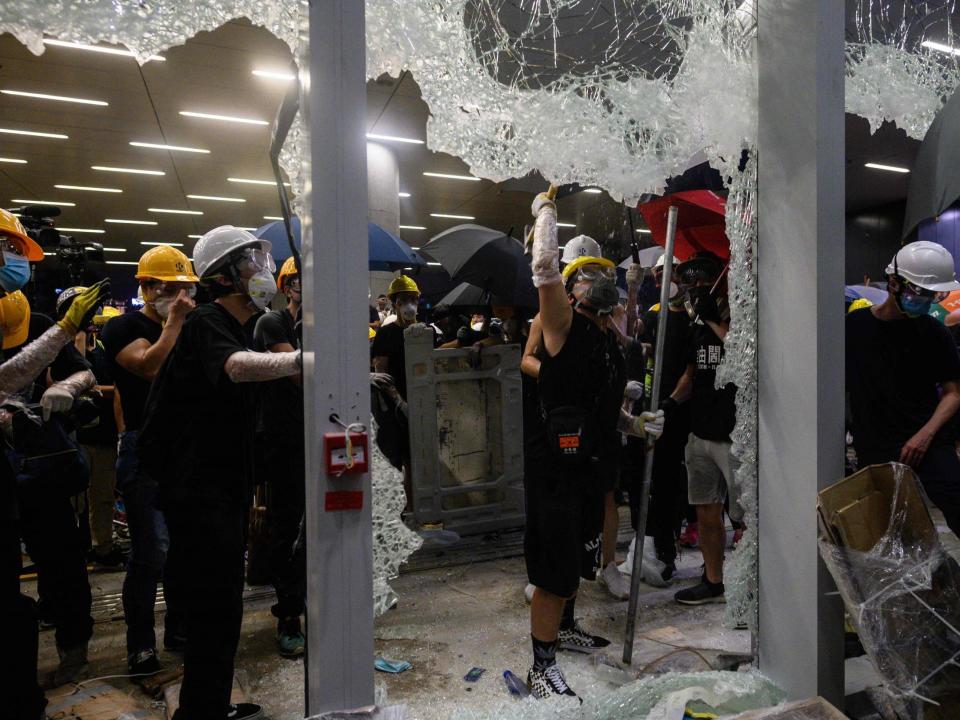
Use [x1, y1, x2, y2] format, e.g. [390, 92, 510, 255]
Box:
[845, 284, 888, 305]
[253, 217, 426, 271]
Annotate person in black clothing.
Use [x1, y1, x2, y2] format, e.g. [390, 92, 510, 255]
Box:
[101, 244, 197, 674]
[846, 241, 960, 537]
[252, 255, 306, 658]
[138, 226, 300, 720]
[523, 193, 663, 700]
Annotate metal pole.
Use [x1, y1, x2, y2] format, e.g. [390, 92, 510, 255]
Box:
[623, 205, 678, 664]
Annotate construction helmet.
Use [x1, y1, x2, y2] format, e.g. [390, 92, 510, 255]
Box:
[56, 285, 87, 319]
[277, 256, 298, 290]
[136, 245, 199, 282]
[0, 290, 30, 349]
[886, 241, 960, 292]
[654, 253, 678, 270]
[561, 255, 616, 284]
[847, 298, 873, 314]
[369, 326, 377, 340]
[561, 235, 602, 265]
[387, 275, 420, 298]
[94, 306, 121, 325]
[0, 209, 44, 261]
[193, 225, 271, 280]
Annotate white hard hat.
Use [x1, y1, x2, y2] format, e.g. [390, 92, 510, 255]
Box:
[654, 254, 678, 270]
[561, 235, 602, 264]
[885, 241, 960, 292]
[192, 225, 271, 280]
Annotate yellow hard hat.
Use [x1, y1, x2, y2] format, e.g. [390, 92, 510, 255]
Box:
[847, 298, 874, 314]
[0, 209, 44, 261]
[387, 275, 420, 298]
[650, 302, 661, 313]
[136, 244, 199, 282]
[0, 290, 30, 349]
[369, 326, 377, 339]
[94, 306, 121, 325]
[277, 256, 298, 290]
[561, 255, 616, 283]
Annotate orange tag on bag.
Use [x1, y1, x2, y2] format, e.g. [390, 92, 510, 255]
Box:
[558, 434, 580, 450]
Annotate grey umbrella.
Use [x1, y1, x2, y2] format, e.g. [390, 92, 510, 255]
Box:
[903, 88, 960, 238]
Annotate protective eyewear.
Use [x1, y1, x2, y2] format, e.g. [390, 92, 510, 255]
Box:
[678, 267, 717, 286]
[287, 278, 301, 291]
[902, 280, 947, 302]
[236, 247, 276, 274]
[150, 281, 197, 299]
[575, 265, 616, 283]
[0, 236, 25, 257]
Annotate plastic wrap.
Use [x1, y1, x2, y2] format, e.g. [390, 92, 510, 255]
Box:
[224, 349, 300, 383]
[818, 463, 960, 711]
[530, 203, 561, 288]
[0, 323, 73, 401]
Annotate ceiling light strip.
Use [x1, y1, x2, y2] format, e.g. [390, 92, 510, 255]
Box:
[187, 194, 246, 203]
[430, 213, 475, 220]
[12, 199, 75, 206]
[228, 177, 290, 186]
[179, 111, 268, 126]
[42, 39, 164, 62]
[105, 218, 158, 225]
[55, 184, 122, 193]
[2, 89, 107, 106]
[368, 133, 425, 145]
[141, 241, 185, 247]
[0, 157, 27, 164]
[57, 227, 104, 234]
[92, 165, 165, 176]
[423, 172, 480, 181]
[252, 69, 296, 81]
[0, 127, 68, 139]
[148, 208, 203, 215]
[864, 162, 910, 174]
[130, 141, 209, 154]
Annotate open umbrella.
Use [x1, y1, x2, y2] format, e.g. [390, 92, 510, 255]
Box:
[435, 282, 499, 310]
[422, 224, 537, 307]
[845, 284, 888, 306]
[636, 190, 729, 262]
[618, 245, 665, 269]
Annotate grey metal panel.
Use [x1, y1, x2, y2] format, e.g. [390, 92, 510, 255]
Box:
[302, 0, 375, 713]
[404, 324, 526, 536]
[757, 0, 845, 704]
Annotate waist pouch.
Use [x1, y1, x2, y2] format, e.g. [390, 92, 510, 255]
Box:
[542, 405, 595, 465]
[5, 408, 90, 500]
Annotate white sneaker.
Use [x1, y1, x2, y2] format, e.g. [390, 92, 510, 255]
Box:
[597, 562, 631, 600]
[524, 583, 536, 604]
[617, 537, 668, 588]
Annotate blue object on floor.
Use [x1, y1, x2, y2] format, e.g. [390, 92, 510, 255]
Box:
[375, 656, 412, 674]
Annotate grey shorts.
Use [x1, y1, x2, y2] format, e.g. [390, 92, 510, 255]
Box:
[685, 434, 743, 521]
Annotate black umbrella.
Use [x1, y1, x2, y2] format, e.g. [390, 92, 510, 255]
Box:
[903, 88, 960, 238]
[436, 282, 497, 310]
[422, 224, 538, 307]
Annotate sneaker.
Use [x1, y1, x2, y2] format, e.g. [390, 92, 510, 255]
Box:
[277, 617, 305, 658]
[732, 527, 745, 547]
[679, 522, 699, 548]
[53, 643, 89, 686]
[661, 562, 677, 583]
[524, 583, 535, 604]
[226, 703, 264, 720]
[128, 648, 162, 676]
[597, 562, 630, 600]
[558, 620, 611, 653]
[674, 579, 725, 605]
[89, 546, 127, 569]
[526, 664, 579, 701]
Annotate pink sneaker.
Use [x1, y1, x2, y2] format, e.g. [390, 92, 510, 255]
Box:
[732, 527, 745, 547]
[679, 522, 699, 548]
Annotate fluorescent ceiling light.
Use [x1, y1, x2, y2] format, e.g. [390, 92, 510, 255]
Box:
[187, 234, 203, 239]
[12, 199, 75, 206]
[556, 222, 576, 228]
[179, 111, 268, 126]
[187, 194, 246, 203]
[105, 260, 140, 265]
[430, 213, 475, 220]
[0, 127, 67, 139]
[149, 208, 203, 215]
[368, 133, 425, 145]
[864, 162, 909, 174]
[2, 89, 107, 106]
[228, 177, 290, 186]
[237, 227, 258, 231]
[106, 218, 158, 225]
[0, 157, 27, 164]
[922, 40, 960, 56]
[92, 165, 164, 176]
[423, 172, 480, 181]
[410, 246, 421, 250]
[252, 69, 296, 81]
[141, 241, 185, 247]
[57, 227, 104, 234]
[130, 141, 209, 154]
[399, 225, 426, 230]
[398, 192, 411, 198]
[55, 184, 122, 193]
[42, 39, 165, 62]
[263, 215, 283, 220]
[101, 247, 126, 252]
[426, 262, 442, 266]
[635, 228, 652, 234]
[43, 252, 55, 256]
[583, 188, 603, 194]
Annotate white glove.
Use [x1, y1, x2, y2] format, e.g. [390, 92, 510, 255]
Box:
[40, 384, 74, 421]
[625, 263, 643, 287]
[530, 193, 561, 288]
[624, 380, 644, 401]
[639, 410, 665, 439]
[531, 192, 556, 216]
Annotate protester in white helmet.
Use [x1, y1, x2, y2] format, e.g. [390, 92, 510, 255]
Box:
[846, 241, 960, 537]
[137, 226, 301, 720]
[560, 234, 602, 266]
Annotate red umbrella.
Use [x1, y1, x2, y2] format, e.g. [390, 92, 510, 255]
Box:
[637, 190, 729, 262]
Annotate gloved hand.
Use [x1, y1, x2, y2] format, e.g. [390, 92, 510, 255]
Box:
[531, 191, 556, 217]
[488, 318, 503, 337]
[40, 384, 74, 421]
[57, 279, 111, 336]
[659, 395, 678, 418]
[686, 287, 721, 324]
[636, 409, 665, 439]
[624, 380, 644, 401]
[370, 372, 397, 395]
[625, 263, 643, 287]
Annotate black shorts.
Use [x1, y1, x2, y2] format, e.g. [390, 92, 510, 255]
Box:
[523, 449, 605, 598]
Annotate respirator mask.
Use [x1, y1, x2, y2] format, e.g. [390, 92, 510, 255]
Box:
[573, 265, 619, 316]
[0, 239, 30, 293]
[399, 302, 418, 322]
[235, 248, 277, 311]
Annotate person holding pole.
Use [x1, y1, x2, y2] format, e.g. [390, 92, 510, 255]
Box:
[524, 190, 663, 700]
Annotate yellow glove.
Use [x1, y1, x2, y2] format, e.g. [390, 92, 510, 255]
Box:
[57, 279, 111, 336]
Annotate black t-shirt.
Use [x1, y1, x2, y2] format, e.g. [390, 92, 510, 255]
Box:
[101, 311, 163, 432]
[642, 307, 692, 408]
[4, 314, 90, 404]
[137, 303, 256, 507]
[687, 323, 737, 442]
[77, 338, 118, 446]
[369, 305, 379, 324]
[253, 309, 303, 439]
[846, 309, 960, 457]
[371, 322, 408, 399]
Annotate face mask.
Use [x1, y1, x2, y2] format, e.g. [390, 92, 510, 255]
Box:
[399, 302, 417, 322]
[898, 290, 933, 318]
[0, 253, 30, 292]
[581, 277, 619, 315]
[246, 269, 278, 310]
[471, 321, 484, 331]
[152, 295, 172, 320]
[684, 285, 721, 323]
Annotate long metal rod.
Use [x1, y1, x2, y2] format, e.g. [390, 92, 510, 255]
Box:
[623, 204, 679, 664]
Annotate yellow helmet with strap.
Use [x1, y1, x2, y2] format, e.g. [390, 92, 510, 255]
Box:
[136, 244, 199, 282]
[387, 275, 420, 298]
[277, 256, 298, 289]
[0, 290, 30, 349]
[561, 255, 616, 284]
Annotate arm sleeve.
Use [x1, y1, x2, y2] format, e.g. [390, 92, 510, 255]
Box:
[0, 324, 73, 399]
[224, 350, 300, 382]
[531, 205, 562, 288]
[50, 369, 97, 397]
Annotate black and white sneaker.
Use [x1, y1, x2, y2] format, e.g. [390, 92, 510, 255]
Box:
[526, 664, 579, 701]
[127, 648, 161, 676]
[558, 620, 611, 653]
[226, 703, 263, 720]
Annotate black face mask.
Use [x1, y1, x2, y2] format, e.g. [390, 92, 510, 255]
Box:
[684, 285, 721, 323]
[579, 277, 620, 316]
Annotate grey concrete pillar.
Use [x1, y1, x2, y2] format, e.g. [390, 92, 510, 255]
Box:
[301, 0, 374, 714]
[367, 141, 401, 300]
[757, 0, 846, 704]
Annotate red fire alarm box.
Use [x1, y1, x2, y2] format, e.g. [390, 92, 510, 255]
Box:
[323, 432, 369, 476]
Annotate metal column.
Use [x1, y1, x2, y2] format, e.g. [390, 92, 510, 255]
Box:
[757, 0, 846, 704]
[301, 0, 374, 714]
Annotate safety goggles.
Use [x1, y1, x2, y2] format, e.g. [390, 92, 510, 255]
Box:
[678, 266, 717, 286]
[235, 247, 276, 275]
[901, 279, 948, 302]
[147, 281, 197, 298]
[287, 278, 301, 291]
[0, 236, 25, 257]
[575, 264, 616, 283]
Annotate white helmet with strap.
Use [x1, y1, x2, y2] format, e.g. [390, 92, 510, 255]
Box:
[561, 235, 601, 265]
[192, 225, 272, 280]
[886, 241, 960, 292]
